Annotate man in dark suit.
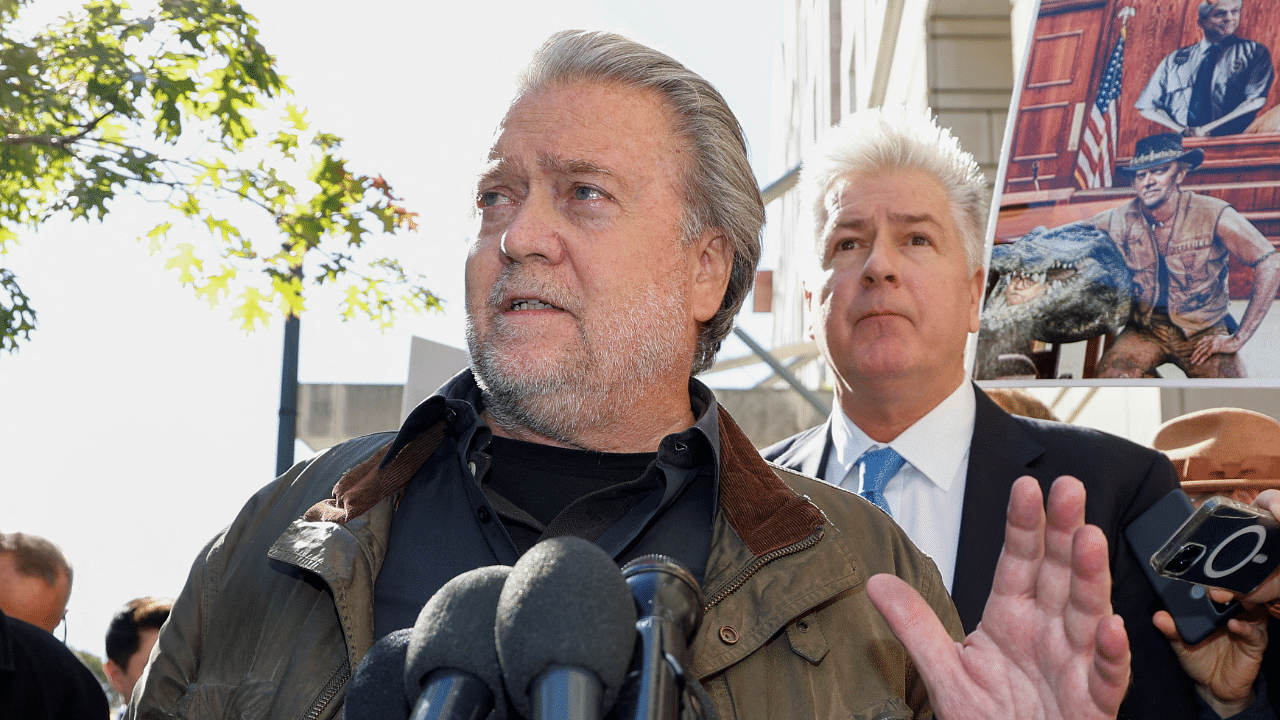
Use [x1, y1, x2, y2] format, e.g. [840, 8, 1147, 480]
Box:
[762, 107, 1258, 720]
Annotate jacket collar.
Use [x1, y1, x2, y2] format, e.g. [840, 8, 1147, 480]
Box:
[304, 371, 476, 524]
[305, 370, 825, 554]
[765, 419, 833, 480]
[716, 406, 826, 555]
[693, 415, 856, 678]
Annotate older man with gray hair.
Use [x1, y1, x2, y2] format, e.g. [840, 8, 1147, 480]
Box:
[0, 531, 72, 634]
[0, 532, 109, 720]
[135, 33, 1131, 720]
[763, 105, 1267, 719]
[1136, 0, 1272, 137]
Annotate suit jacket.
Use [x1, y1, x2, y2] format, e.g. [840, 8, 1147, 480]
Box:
[763, 384, 1197, 720]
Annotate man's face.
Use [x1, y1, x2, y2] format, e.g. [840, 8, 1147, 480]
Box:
[107, 627, 160, 700]
[806, 168, 983, 393]
[1132, 162, 1187, 212]
[1200, 0, 1242, 42]
[466, 82, 725, 443]
[1006, 274, 1047, 306]
[0, 552, 69, 633]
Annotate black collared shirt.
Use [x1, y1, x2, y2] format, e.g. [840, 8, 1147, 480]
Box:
[372, 371, 721, 639]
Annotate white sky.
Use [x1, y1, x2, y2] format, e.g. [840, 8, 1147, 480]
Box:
[0, 0, 784, 655]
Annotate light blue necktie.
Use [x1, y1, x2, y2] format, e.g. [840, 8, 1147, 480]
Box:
[856, 446, 905, 517]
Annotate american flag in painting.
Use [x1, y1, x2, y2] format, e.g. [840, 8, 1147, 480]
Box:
[1075, 21, 1128, 188]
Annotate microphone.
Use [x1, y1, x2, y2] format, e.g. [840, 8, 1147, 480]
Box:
[615, 555, 713, 720]
[346, 628, 413, 720]
[403, 565, 513, 720]
[495, 536, 637, 720]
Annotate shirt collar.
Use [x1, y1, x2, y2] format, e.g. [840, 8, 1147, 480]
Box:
[395, 368, 722, 489]
[673, 378, 721, 466]
[830, 381, 976, 490]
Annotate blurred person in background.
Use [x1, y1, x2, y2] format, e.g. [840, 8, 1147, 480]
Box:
[0, 531, 109, 718]
[105, 597, 173, 713]
[0, 531, 71, 633]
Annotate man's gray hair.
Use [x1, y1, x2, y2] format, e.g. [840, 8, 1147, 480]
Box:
[516, 30, 764, 375]
[802, 106, 987, 272]
[1199, 0, 1237, 21]
[0, 532, 71, 588]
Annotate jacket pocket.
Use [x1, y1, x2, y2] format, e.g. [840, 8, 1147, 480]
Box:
[850, 698, 912, 719]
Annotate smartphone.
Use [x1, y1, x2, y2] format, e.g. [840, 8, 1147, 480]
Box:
[1125, 489, 1241, 645]
[1152, 494, 1280, 595]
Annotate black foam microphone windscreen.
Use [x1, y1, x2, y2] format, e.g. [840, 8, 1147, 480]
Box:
[403, 565, 513, 720]
[347, 628, 413, 720]
[495, 536, 638, 720]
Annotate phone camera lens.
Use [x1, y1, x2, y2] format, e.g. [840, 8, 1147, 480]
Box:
[1165, 544, 1205, 576]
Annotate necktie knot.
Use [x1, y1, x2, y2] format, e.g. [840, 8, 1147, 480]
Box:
[856, 446, 905, 516]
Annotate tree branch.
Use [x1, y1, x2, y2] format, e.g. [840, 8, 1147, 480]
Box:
[2, 110, 113, 148]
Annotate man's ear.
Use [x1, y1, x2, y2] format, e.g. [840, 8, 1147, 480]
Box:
[105, 658, 128, 697]
[690, 230, 733, 323]
[968, 265, 985, 334]
[802, 277, 816, 340]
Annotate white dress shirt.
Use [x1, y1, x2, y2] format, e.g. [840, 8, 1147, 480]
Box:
[824, 382, 975, 591]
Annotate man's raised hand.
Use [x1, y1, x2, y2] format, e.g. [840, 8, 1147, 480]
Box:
[867, 475, 1130, 720]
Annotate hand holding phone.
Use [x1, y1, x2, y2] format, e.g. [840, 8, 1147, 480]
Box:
[1126, 490, 1242, 645]
[1152, 495, 1280, 596]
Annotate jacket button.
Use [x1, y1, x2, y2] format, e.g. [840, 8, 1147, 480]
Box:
[718, 625, 738, 644]
[477, 506, 492, 524]
[797, 620, 810, 632]
[468, 461, 477, 476]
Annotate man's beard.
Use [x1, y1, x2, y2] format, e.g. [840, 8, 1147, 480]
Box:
[466, 268, 690, 448]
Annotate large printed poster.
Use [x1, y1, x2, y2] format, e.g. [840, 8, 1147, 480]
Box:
[974, 0, 1280, 385]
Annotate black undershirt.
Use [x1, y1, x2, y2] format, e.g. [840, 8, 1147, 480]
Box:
[483, 435, 659, 554]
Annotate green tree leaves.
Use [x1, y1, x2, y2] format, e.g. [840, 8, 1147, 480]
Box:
[1, 0, 438, 350]
[0, 269, 36, 352]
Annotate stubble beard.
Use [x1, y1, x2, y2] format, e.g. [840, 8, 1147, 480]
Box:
[467, 269, 691, 448]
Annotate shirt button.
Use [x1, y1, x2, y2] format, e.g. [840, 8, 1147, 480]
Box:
[718, 625, 738, 644]
[476, 506, 492, 524]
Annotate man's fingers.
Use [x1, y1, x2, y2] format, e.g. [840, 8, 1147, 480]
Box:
[1040, 477, 1087, 614]
[1191, 338, 1212, 365]
[1065, 525, 1113, 649]
[1255, 490, 1280, 517]
[1208, 586, 1235, 605]
[866, 573, 960, 690]
[991, 476, 1046, 599]
[1151, 610, 1181, 644]
[1091, 613, 1131, 716]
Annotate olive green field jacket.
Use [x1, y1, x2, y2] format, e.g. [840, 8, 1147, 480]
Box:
[131, 404, 960, 720]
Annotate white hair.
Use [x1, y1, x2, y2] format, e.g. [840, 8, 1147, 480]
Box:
[802, 106, 987, 271]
